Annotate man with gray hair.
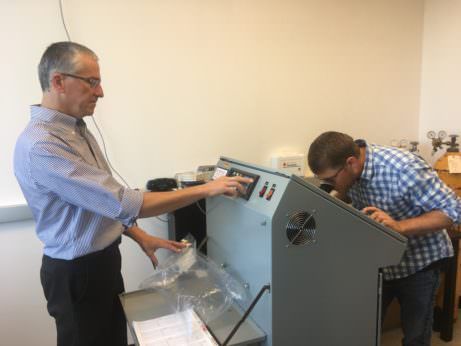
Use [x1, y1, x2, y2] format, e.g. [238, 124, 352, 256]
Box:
[14, 41, 250, 346]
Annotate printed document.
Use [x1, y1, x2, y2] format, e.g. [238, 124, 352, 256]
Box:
[132, 309, 218, 346]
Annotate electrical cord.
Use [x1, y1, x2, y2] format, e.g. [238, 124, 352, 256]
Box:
[196, 201, 207, 215]
[59, 0, 167, 223]
[90, 117, 131, 188]
[91, 117, 168, 223]
[59, 0, 71, 41]
[58, 1, 128, 186]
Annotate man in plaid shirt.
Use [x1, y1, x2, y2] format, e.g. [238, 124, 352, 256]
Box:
[308, 131, 461, 346]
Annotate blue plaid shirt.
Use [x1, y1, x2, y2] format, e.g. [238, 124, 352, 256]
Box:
[348, 143, 461, 280]
[14, 105, 143, 260]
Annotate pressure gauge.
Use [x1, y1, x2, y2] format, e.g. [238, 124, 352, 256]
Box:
[409, 141, 419, 153]
[427, 131, 436, 139]
[438, 130, 447, 139]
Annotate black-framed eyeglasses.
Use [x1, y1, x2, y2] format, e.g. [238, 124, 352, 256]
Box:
[315, 164, 346, 185]
[60, 72, 101, 88]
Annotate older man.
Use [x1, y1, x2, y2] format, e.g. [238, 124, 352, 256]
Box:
[14, 41, 250, 346]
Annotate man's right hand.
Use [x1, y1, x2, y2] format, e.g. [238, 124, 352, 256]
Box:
[204, 176, 253, 198]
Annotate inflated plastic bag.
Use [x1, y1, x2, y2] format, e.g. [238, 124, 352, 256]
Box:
[139, 246, 250, 323]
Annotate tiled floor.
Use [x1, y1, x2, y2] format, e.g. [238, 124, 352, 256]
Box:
[381, 313, 461, 346]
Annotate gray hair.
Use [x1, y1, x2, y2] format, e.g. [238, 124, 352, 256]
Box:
[38, 41, 98, 91]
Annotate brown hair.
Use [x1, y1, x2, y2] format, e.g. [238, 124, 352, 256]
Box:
[308, 131, 360, 174]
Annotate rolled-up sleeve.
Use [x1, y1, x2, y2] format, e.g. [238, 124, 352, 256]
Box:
[119, 188, 143, 225]
[400, 163, 461, 224]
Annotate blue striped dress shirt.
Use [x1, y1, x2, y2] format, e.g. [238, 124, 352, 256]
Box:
[348, 143, 461, 280]
[14, 105, 143, 259]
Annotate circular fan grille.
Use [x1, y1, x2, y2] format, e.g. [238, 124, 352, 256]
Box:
[286, 211, 317, 246]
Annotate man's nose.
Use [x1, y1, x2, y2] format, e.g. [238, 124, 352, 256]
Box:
[95, 84, 104, 98]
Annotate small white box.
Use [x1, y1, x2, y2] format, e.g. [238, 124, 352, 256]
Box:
[271, 154, 306, 176]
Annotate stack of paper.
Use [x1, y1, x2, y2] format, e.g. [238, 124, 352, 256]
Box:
[132, 309, 218, 346]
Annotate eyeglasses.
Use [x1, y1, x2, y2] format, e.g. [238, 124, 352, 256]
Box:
[316, 164, 346, 185]
[60, 72, 101, 88]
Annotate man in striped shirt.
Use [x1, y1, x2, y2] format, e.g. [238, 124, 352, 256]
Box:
[308, 131, 461, 346]
[14, 42, 250, 346]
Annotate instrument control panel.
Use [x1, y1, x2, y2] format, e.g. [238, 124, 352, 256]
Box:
[213, 166, 260, 200]
[226, 168, 260, 200]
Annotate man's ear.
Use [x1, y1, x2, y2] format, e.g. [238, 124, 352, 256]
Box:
[346, 155, 362, 176]
[345, 155, 357, 166]
[345, 155, 361, 172]
[49, 73, 66, 93]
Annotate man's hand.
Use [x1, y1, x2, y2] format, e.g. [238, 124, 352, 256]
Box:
[124, 225, 187, 267]
[139, 233, 186, 268]
[362, 207, 453, 236]
[362, 206, 404, 233]
[139, 175, 254, 218]
[204, 176, 253, 198]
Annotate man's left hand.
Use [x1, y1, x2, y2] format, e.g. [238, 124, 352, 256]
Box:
[124, 225, 187, 267]
[139, 233, 187, 268]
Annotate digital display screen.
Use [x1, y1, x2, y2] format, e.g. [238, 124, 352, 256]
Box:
[226, 168, 260, 200]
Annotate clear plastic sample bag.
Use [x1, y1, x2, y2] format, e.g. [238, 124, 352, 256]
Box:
[139, 246, 250, 324]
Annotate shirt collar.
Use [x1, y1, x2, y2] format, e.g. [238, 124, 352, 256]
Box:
[30, 104, 79, 129]
[359, 142, 374, 182]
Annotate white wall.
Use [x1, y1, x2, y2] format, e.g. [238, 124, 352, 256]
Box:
[0, 1, 425, 345]
[419, 0, 461, 163]
[1, 0, 424, 202]
[0, 220, 55, 344]
[0, 216, 166, 345]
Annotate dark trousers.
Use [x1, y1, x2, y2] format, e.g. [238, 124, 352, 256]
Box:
[382, 268, 440, 346]
[40, 240, 127, 346]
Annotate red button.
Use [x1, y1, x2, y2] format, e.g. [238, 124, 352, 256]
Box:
[259, 182, 269, 197]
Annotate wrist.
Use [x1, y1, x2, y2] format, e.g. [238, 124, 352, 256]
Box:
[192, 183, 211, 198]
[124, 223, 144, 242]
[123, 217, 138, 232]
[395, 220, 407, 234]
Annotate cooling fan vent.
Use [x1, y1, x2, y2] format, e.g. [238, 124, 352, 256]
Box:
[286, 210, 317, 246]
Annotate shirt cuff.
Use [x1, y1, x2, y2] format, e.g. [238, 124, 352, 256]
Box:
[118, 188, 143, 226]
[440, 207, 461, 225]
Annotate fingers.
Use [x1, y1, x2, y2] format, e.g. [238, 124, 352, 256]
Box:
[152, 239, 187, 252]
[145, 239, 189, 269]
[175, 240, 189, 248]
[366, 210, 384, 223]
[224, 176, 253, 196]
[362, 206, 394, 226]
[149, 252, 159, 268]
[231, 176, 253, 184]
[206, 176, 254, 198]
[362, 206, 385, 222]
[371, 213, 386, 223]
[226, 182, 245, 196]
[362, 206, 380, 215]
[165, 240, 187, 253]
